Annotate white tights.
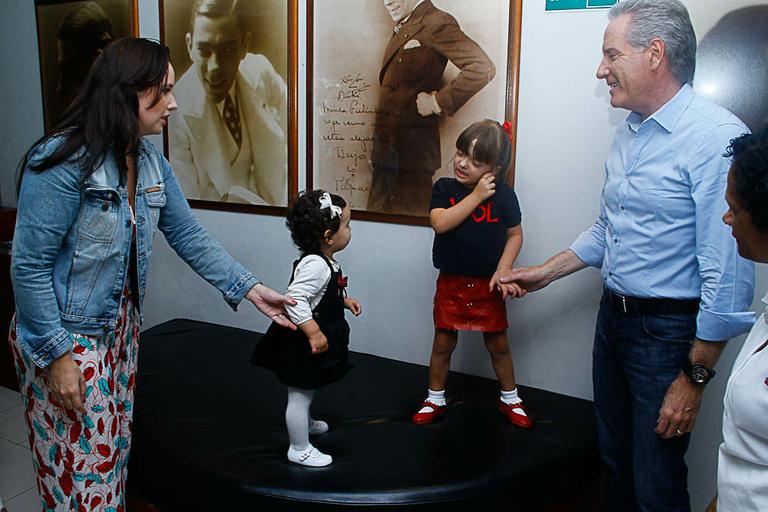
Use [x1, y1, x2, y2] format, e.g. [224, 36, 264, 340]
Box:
[286, 386, 315, 451]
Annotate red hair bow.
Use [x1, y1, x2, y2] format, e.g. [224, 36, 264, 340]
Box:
[502, 121, 514, 141]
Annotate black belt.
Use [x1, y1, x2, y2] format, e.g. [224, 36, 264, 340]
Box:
[605, 288, 699, 315]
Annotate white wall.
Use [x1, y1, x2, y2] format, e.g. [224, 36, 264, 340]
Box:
[3, 1, 767, 510]
[0, 1, 44, 207]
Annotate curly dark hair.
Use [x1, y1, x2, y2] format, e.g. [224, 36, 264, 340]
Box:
[725, 127, 768, 231]
[286, 190, 348, 253]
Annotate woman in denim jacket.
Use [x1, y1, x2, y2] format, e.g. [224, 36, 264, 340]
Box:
[8, 38, 295, 510]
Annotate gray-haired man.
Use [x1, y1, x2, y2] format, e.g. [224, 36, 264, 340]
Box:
[502, 1, 754, 509]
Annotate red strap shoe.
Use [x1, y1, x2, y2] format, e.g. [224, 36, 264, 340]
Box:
[498, 400, 533, 429]
[411, 401, 447, 425]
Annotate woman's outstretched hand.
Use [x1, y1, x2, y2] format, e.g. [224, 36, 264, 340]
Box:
[246, 283, 297, 330]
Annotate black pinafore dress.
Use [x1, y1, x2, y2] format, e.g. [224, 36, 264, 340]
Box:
[250, 254, 351, 389]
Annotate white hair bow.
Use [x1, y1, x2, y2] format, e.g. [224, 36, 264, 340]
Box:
[319, 192, 341, 218]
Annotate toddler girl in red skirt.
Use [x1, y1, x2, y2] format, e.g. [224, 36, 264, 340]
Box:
[412, 119, 532, 428]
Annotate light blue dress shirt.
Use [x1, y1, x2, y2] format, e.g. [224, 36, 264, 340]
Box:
[570, 84, 755, 342]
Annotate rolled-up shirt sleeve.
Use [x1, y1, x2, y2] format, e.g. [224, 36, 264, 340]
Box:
[691, 124, 755, 341]
[283, 256, 332, 325]
[570, 172, 608, 268]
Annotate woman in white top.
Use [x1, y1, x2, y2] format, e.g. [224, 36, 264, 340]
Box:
[708, 128, 768, 511]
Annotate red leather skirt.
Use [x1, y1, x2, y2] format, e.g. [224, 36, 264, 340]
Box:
[433, 272, 508, 332]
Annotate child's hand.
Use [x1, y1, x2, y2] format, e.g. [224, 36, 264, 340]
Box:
[489, 269, 504, 293]
[502, 282, 527, 300]
[491, 270, 527, 299]
[472, 173, 496, 201]
[308, 332, 329, 354]
[344, 297, 363, 316]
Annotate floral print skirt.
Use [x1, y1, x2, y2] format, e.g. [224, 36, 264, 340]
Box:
[8, 289, 139, 512]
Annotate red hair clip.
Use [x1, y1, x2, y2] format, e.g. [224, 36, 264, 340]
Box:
[502, 121, 514, 141]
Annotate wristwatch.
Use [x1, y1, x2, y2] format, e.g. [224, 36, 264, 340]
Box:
[683, 362, 716, 385]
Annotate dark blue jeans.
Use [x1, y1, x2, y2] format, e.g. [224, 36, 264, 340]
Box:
[593, 290, 696, 512]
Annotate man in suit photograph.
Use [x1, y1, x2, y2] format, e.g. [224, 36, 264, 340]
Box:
[170, 0, 287, 206]
[368, 0, 496, 215]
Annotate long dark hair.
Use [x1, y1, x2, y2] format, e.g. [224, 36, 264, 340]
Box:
[17, 37, 170, 193]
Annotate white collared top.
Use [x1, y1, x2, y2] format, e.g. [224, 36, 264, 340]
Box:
[717, 291, 768, 511]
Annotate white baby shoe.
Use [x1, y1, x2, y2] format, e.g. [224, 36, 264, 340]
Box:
[287, 445, 332, 467]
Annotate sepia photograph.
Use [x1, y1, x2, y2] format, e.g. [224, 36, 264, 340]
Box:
[162, 0, 296, 211]
[35, 0, 137, 130]
[308, 0, 522, 224]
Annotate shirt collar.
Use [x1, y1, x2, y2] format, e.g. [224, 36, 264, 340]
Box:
[400, 0, 425, 24]
[626, 83, 693, 134]
[215, 83, 238, 113]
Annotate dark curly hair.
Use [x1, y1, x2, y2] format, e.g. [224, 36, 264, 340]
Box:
[286, 190, 348, 253]
[725, 127, 768, 231]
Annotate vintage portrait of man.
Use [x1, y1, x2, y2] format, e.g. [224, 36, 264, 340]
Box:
[311, 0, 513, 219]
[368, 0, 497, 216]
[35, 0, 134, 130]
[165, 0, 289, 207]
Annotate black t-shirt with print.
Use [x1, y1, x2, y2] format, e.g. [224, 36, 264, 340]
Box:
[430, 177, 522, 277]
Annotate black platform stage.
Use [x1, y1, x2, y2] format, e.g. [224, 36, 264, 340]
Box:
[127, 319, 601, 511]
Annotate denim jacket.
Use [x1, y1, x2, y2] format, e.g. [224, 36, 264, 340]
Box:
[11, 137, 258, 368]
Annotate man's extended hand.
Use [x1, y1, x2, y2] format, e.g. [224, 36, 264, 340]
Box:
[498, 265, 553, 293]
[498, 250, 588, 294]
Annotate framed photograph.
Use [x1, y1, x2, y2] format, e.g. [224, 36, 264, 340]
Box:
[35, 0, 138, 131]
[308, 0, 522, 225]
[161, 0, 298, 214]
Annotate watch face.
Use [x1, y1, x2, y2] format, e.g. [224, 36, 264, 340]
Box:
[691, 367, 708, 383]
[685, 363, 714, 384]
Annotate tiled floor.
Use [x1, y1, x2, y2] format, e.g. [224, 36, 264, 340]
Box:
[0, 386, 40, 512]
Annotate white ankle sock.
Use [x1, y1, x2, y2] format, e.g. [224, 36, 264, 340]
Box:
[500, 388, 527, 416]
[500, 388, 522, 405]
[418, 389, 446, 413]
